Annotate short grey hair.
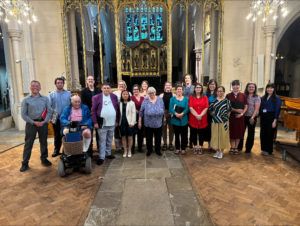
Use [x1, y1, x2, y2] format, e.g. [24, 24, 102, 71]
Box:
[71, 95, 81, 103]
[147, 87, 156, 94]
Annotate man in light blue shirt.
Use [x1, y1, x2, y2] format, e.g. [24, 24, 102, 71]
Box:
[48, 77, 71, 157]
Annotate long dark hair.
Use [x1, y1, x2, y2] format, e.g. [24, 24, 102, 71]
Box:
[261, 83, 277, 103]
[120, 90, 131, 103]
[244, 82, 258, 97]
[206, 79, 218, 98]
[192, 83, 204, 98]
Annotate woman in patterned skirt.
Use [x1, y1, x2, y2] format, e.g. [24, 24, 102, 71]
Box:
[209, 86, 232, 159]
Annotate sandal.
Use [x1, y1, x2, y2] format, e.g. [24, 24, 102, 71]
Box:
[229, 148, 234, 154]
[174, 150, 180, 155]
[181, 150, 186, 155]
[193, 149, 198, 155]
[233, 148, 239, 155]
[198, 148, 203, 155]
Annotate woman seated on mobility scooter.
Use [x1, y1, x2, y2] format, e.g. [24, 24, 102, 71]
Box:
[59, 95, 93, 176]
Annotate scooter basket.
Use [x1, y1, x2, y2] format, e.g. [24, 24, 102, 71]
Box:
[62, 136, 83, 155]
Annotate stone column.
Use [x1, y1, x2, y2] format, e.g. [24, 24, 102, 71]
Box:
[86, 50, 95, 77]
[263, 25, 276, 86]
[209, 7, 218, 80]
[69, 9, 81, 90]
[114, 5, 122, 83]
[184, 3, 189, 74]
[194, 49, 202, 83]
[194, 5, 203, 83]
[98, 5, 104, 84]
[167, 0, 173, 83]
[7, 29, 26, 130]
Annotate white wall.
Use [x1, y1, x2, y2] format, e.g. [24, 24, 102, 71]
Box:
[31, 0, 66, 95]
[222, 0, 300, 95]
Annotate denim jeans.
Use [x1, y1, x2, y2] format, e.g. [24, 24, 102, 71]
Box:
[97, 126, 115, 160]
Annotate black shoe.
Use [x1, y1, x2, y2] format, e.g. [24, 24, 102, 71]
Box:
[189, 143, 193, 149]
[146, 152, 152, 156]
[162, 144, 167, 151]
[156, 152, 162, 156]
[52, 152, 61, 157]
[245, 150, 251, 153]
[97, 159, 104, 165]
[20, 164, 29, 172]
[41, 159, 52, 166]
[169, 144, 174, 151]
[106, 155, 115, 159]
[138, 149, 144, 153]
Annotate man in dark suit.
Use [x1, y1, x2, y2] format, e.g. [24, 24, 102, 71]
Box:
[81, 75, 102, 153]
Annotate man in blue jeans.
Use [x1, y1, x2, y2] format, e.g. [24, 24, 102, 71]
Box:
[91, 82, 119, 165]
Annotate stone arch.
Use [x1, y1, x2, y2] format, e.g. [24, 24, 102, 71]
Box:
[276, 8, 300, 49]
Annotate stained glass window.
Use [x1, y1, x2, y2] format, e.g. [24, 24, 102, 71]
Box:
[125, 6, 163, 42]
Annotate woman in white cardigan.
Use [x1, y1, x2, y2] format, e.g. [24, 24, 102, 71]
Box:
[119, 90, 136, 157]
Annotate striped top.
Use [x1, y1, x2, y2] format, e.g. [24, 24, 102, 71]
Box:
[209, 98, 232, 124]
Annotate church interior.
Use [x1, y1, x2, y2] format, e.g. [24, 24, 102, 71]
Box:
[0, 0, 300, 225]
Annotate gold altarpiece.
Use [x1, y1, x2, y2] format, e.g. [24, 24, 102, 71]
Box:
[60, 0, 224, 90]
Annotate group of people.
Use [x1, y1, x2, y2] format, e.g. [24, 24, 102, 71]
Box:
[20, 74, 281, 172]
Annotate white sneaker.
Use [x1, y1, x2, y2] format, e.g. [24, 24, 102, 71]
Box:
[218, 153, 223, 159]
[213, 153, 219, 158]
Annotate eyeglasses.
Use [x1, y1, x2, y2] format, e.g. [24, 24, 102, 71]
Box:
[148, 92, 155, 95]
[195, 87, 202, 89]
[217, 91, 224, 93]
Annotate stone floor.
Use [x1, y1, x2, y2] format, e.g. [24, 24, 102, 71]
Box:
[84, 151, 212, 226]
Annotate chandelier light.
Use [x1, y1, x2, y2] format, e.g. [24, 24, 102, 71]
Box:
[246, 0, 288, 22]
[0, 0, 37, 24]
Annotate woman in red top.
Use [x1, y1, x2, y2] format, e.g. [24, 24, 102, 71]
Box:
[189, 83, 209, 154]
[226, 80, 248, 154]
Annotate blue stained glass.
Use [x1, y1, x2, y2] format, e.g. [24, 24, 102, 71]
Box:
[137, 7, 139, 12]
[156, 13, 163, 41]
[125, 7, 128, 13]
[160, 7, 163, 12]
[140, 7, 143, 12]
[145, 7, 147, 13]
[153, 7, 155, 12]
[126, 14, 133, 41]
[149, 14, 155, 41]
[133, 14, 140, 41]
[129, 7, 132, 13]
[141, 14, 148, 39]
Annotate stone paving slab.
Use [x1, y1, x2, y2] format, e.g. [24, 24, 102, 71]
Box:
[117, 179, 174, 226]
[146, 168, 171, 178]
[169, 190, 208, 226]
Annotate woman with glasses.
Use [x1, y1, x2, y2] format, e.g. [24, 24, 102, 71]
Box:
[204, 79, 218, 151]
[188, 83, 209, 154]
[159, 81, 175, 151]
[226, 80, 248, 155]
[170, 84, 189, 155]
[209, 86, 232, 159]
[237, 82, 261, 153]
[259, 83, 281, 156]
[131, 84, 145, 153]
[183, 74, 195, 148]
[138, 87, 164, 156]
